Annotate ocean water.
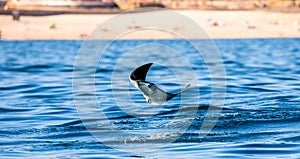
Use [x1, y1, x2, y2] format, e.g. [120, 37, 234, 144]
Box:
[0, 38, 299, 158]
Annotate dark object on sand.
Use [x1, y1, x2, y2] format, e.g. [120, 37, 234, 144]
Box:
[140, 3, 165, 8]
[12, 10, 20, 21]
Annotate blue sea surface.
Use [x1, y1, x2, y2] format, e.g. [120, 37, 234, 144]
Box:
[0, 38, 299, 158]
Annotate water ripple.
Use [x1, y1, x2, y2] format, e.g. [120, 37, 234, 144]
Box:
[1, 39, 300, 158]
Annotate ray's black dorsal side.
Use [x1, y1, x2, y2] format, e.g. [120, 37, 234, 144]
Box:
[130, 63, 153, 81]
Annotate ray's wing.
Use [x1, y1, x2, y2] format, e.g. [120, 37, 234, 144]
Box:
[129, 63, 153, 81]
[129, 63, 191, 104]
[166, 84, 191, 100]
[149, 84, 191, 103]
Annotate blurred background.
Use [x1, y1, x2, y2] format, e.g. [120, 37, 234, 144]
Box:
[1, 0, 300, 12]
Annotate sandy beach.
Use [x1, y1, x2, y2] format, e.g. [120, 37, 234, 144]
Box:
[1, 10, 300, 40]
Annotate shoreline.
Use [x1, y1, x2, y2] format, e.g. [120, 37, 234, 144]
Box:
[1, 10, 300, 40]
